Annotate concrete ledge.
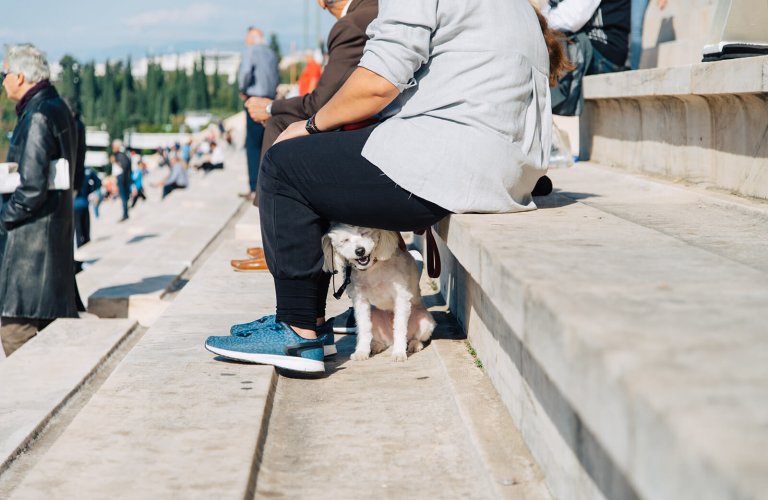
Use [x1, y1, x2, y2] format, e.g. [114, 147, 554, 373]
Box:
[0, 319, 137, 474]
[580, 57, 768, 200]
[434, 164, 768, 500]
[584, 56, 768, 99]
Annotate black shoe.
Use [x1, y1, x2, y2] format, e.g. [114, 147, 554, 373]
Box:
[532, 175, 553, 197]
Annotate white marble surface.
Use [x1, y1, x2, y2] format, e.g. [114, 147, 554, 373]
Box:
[436, 164, 768, 500]
[584, 55, 768, 99]
[77, 150, 247, 325]
[0, 319, 136, 472]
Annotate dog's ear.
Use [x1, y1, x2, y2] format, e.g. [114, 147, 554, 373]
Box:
[321, 233, 336, 273]
[373, 230, 400, 261]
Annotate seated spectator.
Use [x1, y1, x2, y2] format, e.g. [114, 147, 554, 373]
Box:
[201, 142, 225, 173]
[156, 158, 189, 199]
[298, 51, 323, 96]
[204, 0, 569, 372]
[543, 0, 630, 115]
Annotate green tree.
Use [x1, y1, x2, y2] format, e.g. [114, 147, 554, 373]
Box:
[80, 62, 98, 124]
[269, 33, 282, 61]
[57, 55, 81, 113]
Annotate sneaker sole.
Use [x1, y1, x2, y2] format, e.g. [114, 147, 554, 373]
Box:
[205, 345, 325, 373]
[332, 326, 357, 334]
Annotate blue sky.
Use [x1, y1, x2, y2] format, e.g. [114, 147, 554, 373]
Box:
[0, 0, 336, 63]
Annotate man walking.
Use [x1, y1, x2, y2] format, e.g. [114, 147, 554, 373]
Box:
[233, 0, 378, 274]
[111, 139, 131, 221]
[0, 44, 79, 356]
[239, 27, 279, 201]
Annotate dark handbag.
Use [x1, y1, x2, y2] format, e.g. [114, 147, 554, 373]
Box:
[551, 32, 593, 116]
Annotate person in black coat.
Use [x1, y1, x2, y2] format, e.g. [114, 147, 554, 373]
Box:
[0, 44, 79, 356]
[111, 139, 132, 221]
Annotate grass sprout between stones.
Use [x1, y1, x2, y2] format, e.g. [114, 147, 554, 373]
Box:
[465, 340, 484, 370]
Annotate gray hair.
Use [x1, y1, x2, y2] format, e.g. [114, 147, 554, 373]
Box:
[4, 44, 51, 83]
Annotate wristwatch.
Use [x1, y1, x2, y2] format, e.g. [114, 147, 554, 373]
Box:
[305, 114, 322, 134]
[265, 102, 272, 117]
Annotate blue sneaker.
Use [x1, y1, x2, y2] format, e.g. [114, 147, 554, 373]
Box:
[230, 315, 276, 336]
[206, 320, 325, 373]
[231, 317, 336, 357]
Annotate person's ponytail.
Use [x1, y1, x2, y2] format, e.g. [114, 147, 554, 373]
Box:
[535, 8, 574, 86]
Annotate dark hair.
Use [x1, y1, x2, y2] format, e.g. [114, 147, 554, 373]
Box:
[535, 9, 574, 86]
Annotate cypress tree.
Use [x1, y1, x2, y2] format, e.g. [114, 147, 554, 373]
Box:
[80, 62, 98, 124]
[57, 55, 81, 113]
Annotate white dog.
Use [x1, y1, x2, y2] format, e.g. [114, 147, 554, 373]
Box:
[322, 223, 435, 362]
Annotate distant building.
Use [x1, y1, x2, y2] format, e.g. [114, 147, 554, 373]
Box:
[89, 50, 241, 83]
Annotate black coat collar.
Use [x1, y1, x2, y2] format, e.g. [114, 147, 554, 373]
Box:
[15, 80, 55, 117]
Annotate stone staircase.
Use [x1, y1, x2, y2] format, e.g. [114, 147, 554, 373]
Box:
[430, 56, 768, 500]
[1, 58, 767, 499]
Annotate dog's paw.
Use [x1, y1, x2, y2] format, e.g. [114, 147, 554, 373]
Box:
[391, 350, 408, 362]
[407, 340, 424, 353]
[351, 350, 370, 361]
[371, 339, 388, 354]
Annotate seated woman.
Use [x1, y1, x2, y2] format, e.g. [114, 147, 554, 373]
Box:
[157, 158, 189, 199]
[205, 0, 569, 372]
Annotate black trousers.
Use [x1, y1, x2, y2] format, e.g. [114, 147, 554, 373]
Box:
[258, 124, 449, 330]
[74, 206, 90, 248]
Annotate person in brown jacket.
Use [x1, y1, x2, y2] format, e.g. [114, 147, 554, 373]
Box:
[233, 0, 378, 273]
[244, 0, 378, 158]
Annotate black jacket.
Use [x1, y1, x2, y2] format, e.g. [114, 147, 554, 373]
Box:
[115, 151, 132, 191]
[0, 84, 79, 319]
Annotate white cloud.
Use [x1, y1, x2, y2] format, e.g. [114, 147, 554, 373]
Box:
[125, 3, 220, 31]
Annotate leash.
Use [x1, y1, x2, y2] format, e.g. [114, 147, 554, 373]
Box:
[413, 227, 442, 279]
[331, 247, 352, 300]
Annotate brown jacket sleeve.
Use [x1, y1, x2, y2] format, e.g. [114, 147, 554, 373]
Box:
[270, 17, 368, 118]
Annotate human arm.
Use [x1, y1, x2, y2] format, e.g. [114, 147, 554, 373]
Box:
[542, 0, 602, 33]
[275, 0, 437, 143]
[0, 113, 54, 230]
[273, 19, 370, 119]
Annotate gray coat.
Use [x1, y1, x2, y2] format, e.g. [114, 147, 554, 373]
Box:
[0, 84, 79, 320]
[359, 0, 552, 214]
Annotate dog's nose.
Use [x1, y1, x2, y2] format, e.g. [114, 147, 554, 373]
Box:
[355, 247, 366, 257]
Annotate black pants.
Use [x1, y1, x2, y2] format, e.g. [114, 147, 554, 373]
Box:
[246, 113, 265, 193]
[258, 124, 449, 330]
[131, 187, 146, 207]
[162, 184, 185, 199]
[74, 206, 90, 248]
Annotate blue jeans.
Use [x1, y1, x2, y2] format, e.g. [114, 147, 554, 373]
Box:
[588, 47, 625, 75]
[246, 112, 265, 193]
[630, 0, 650, 69]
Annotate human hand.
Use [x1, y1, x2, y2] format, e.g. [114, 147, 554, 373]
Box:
[274, 120, 309, 145]
[245, 97, 272, 122]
